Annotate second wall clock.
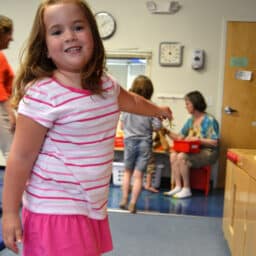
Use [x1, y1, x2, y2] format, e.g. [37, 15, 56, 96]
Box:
[159, 42, 183, 66]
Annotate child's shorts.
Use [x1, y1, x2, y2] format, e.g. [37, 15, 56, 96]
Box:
[22, 207, 113, 256]
[124, 138, 152, 172]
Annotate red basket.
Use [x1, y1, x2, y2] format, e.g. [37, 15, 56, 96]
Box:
[173, 140, 200, 153]
[114, 136, 124, 148]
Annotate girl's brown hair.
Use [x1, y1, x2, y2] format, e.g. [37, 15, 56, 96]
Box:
[12, 0, 105, 109]
[129, 75, 154, 100]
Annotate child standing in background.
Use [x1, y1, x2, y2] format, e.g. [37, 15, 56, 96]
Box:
[1, 1, 172, 255]
[119, 75, 162, 213]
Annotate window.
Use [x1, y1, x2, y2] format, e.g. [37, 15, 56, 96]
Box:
[106, 50, 152, 89]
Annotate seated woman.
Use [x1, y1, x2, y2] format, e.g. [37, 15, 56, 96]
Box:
[164, 90, 219, 198]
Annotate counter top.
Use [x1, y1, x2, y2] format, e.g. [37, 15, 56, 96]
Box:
[228, 148, 256, 156]
[228, 148, 256, 180]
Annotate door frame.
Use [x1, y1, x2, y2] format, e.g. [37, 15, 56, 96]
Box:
[216, 17, 256, 188]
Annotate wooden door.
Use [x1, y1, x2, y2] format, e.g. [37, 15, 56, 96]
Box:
[218, 21, 256, 187]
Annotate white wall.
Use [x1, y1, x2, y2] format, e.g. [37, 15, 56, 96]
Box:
[2, 0, 256, 124]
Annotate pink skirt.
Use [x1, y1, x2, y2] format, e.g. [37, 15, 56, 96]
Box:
[22, 207, 113, 256]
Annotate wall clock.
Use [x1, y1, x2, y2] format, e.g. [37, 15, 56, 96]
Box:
[159, 42, 183, 66]
[95, 12, 116, 40]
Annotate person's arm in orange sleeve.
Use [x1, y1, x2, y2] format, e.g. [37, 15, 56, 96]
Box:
[0, 52, 16, 131]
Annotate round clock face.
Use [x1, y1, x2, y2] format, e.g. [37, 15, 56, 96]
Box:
[95, 12, 116, 40]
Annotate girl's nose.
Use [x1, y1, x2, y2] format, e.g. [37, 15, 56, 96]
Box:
[64, 30, 77, 42]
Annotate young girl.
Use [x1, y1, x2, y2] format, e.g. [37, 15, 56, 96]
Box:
[119, 75, 162, 213]
[1, 1, 172, 255]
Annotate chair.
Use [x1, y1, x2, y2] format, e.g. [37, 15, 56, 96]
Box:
[190, 165, 211, 196]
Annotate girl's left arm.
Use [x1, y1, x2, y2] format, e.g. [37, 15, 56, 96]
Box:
[2, 114, 48, 253]
[118, 86, 172, 120]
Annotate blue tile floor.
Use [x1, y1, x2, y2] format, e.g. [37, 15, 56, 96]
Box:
[108, 184, 224, 218]
[0, 173, 225, 253]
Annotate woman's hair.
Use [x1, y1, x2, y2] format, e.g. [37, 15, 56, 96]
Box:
[0, 15, 13, 35]
[185, 90, 207, 112]
[129, 75, 154, 100]
[12, 0, 105, 109]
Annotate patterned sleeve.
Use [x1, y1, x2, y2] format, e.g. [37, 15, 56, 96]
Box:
[201, 114, 220, 139]
[180, 117, 192, 137]
[18, 81, 58, 128]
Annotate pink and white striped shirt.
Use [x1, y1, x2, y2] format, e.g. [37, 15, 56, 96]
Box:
[18, 75, 120, 220]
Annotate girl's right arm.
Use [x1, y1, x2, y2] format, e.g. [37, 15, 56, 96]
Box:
[118, 86, 173, 120]
[2, 114, 48, 254]
[166, 130, 183, 141]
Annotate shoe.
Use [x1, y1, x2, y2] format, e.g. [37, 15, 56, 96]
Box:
[163, 191, 173, 196]
[119, 199, 128, 210]
[173, 188, 192, 199]
[163, 187, 182, 196]
[128, 202, 137, 214]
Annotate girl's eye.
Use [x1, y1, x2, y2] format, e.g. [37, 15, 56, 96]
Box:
[51, 30, 62, 36]
[74, 25, 84, 31]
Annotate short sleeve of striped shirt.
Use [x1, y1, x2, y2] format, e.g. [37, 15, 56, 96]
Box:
[18, 80, 58, 128]
[104, 73, 120, 98]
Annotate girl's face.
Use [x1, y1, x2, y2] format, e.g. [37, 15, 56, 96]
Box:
[185, 98, 194, 114]
[44, 3, 94, 73]
[0, 31, 13, 50]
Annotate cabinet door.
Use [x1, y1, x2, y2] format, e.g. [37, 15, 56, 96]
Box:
[232, 164, 249, 256]
[222, 160, 234, 250]
[244, 177, 256, 256]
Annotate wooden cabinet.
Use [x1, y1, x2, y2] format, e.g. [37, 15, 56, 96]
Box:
[222, 149, 256, 256]
[244, 178, 256, 256]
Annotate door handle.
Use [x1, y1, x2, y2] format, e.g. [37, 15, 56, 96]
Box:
[224, 106, 238, 115]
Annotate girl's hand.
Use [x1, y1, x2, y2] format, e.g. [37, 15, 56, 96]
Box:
[2, 212, 23, 254]
[158, 106, 173, 120]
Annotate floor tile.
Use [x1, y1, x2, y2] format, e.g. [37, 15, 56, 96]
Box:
[108, 185, 224, 218]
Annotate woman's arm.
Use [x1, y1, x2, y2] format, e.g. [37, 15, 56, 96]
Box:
[3, 100, 16, 132]
[184, 135, 218, 146]
[2, 114, 48, 253]
[199, 137, 218, 147]
[118, 87, 172, 120]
